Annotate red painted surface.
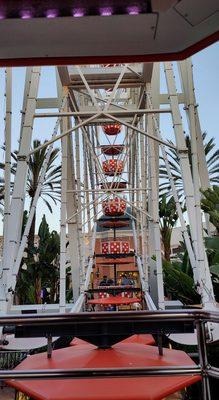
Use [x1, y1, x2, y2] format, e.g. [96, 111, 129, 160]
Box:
[88, 296, 141, 305]
[70, 338, 92, 346]
[100, 182, 127, 190]
[101, 145, 124, 156]
[101, 240, 130, 254]
[70, 335, 155, 347]
[102, 159, 124, 176]
[103, 124, 121, 136]
[98, 220, 130, 229]
[120, 334, 155, 346]
[8, 342, 201, 400]
[102, 197, 126, 217]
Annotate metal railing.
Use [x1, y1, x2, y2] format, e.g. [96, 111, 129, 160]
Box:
[0, 310, 218, 400]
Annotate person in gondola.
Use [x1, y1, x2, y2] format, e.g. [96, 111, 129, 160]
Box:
[99, 275, 108, 286]
[121, 274, 133, 286]
[107, 278, 114, 286]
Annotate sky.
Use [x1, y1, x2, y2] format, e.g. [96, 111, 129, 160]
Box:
[0, 42, 218, 235]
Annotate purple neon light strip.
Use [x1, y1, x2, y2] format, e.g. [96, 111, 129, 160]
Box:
[72, 9, 85, 18]
[46, 9, 58, 19]
[20, 10, 33, 19]
[0, 3, 145, 20]
[127, 6, 140, 15]
[100, 7, 112, 16]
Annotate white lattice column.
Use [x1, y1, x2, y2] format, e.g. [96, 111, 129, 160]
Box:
[0, 67, 40, 312]
[139, 116, 148, 284]
[1, 68, 12, 274]
[178, 59, 215, 307]
[59, 97, 68, 312]
[164, 62, 216, 309]
[178, 59, 214, 237]
[147, 83, 165, 310]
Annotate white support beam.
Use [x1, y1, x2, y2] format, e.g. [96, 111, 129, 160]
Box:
[164, 61, 216, 309]
[66, 132, 81, 303]
[36, 98, 59, 109]
[178, 59, 213, 236]
[164, 63, 200, 268]
[132, 220, 156, 311]
[11, 116, 63, 294]
[178, 59, 215, 308]
[33, 108, 171, 119]
[103, 112, 176, 150]
[27, 113, 101, 156]
[0, 67, 41, 312]
[147, 88, 165, 310]
[1, 68, 12, 281]
[59, 96, 68, 313]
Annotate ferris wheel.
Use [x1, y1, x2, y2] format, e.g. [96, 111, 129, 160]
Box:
[0, 2, 218, 398]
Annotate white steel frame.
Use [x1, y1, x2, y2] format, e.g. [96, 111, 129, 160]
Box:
[0, 61, 217, 339]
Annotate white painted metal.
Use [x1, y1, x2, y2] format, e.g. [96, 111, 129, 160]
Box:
[70, 223, 97, 313]
[1, 68, 12, 282]
[146, 92, 197, 276]
[178, 59, 213, 236]
[147, 83, 165, 310]
[132, 220, 156, 311]
[139, 116, 148, 282]
[28, 113, 101, 156]
[11, 111, 64, 294]
[0, 60, 217, 347]
[103, 112, 176, 149]
[164, 62, 215, 309]
[0, 67, 41, 312]
[33, 108, 172, 119]
[66, 132, 81, 303]
[59, 98, 68, 312]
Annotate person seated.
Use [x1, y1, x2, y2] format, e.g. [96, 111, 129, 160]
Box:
[107, 278, 114, 286]
[99, 275, 108, 286]
[121, 274, 133, 286]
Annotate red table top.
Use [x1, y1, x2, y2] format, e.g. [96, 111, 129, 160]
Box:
[88, 296, 141, 305]
[8, 342, 201, 400]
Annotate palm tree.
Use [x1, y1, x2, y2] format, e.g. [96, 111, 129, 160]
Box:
[26, 140, 61, 247]
[159, 195, 184, 261]
[1, 140, 61, 247]
[163, 259, 201, 305]
[160, 133, 219, 198]
[16, 215, 60, 304]
[201, 185, 219, 234]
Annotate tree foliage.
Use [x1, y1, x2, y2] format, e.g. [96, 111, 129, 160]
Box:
[163, 259, 201, 305]
[15, 215, 60, 304]
[160, 133, 219, 198]
[0, 140, 61, 246]
[201, 185, 219, 234]
[159, 195, 182, 261]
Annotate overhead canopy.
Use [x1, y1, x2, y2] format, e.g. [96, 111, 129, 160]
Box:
[0, 1, 218, 66]
[8, 342, 201, 400]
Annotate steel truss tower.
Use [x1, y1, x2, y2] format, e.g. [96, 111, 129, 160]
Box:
[0, 60, 217, 340]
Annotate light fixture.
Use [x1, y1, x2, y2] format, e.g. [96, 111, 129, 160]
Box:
[72, 9, 85, 18]
[46, 9, 58, 19]
[100, 7, 112, 17]
[127, 6, 140, 15]
[20, 10, 32, 19]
